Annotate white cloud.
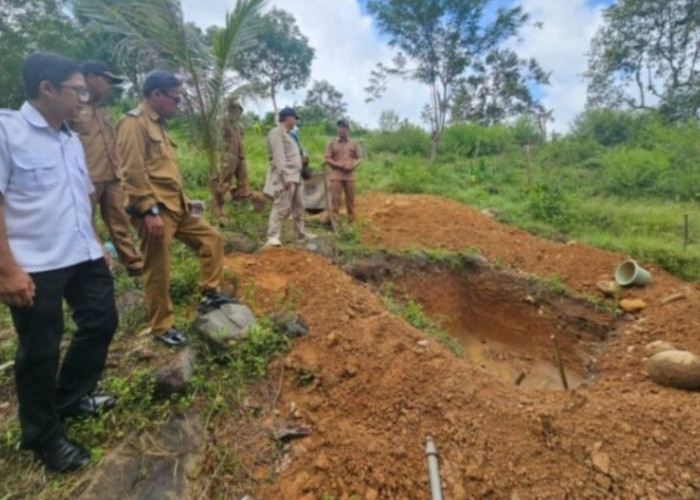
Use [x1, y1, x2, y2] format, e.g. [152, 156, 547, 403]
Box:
[514, 0, 608, 132]
[182, 0, 427, 128]
[181, 0, 608, 132]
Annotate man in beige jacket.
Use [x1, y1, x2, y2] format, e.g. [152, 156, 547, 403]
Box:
[264, 107, 315, 247]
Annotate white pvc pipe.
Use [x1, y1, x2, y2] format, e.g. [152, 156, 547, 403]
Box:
[425, 436, 444, 500]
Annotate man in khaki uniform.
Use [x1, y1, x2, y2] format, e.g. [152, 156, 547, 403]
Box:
[221, 99, 250, 200]
[264, 107, 315, 247]
[324, 119, 361, 224]
[117, 71, 236, 347]
[73, 61, 143, 276]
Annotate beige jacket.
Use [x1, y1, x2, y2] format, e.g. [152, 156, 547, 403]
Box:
[264, 125, 302, 197]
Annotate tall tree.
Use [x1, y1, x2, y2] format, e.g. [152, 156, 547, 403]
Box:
[451, 49, 550, 126]
[0, 0, 83, 109]
[303, 80, 348, 120]
[234, 8, 314, 113]
[586, 0, 700, 121]
[75, 0, 266, 213]
[365, 0, 542, 160]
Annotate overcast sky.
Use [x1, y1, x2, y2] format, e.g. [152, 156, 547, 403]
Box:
[181, 0, 612, 132]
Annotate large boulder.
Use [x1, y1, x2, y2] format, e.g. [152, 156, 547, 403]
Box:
[647, 349, 700, 390]
[76, 413, 204, 500]
[194, 304, 257, 350]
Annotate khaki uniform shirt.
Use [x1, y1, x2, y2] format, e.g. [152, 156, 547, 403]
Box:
[267, 125, 302, 188]
[72, 103, 121, 183]
[325, 136, 360, 182]
[116, 103, 187, 215]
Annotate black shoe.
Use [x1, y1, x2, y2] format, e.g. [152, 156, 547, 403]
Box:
[199, 290, 239, 313]
[127, 267, 143, 278]
[154, 327, 188, 347]
[59, 394, 117, 419]
[32, 437, 90, 473]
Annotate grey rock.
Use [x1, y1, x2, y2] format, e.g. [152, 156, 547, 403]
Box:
[272, 309, 309, 338]
[222, 232, 258, 254]
[77, 412, 204, 500]
[152, 347, 196, 399]
[195, 304, 257, 349]
[304, 238, 335, 259]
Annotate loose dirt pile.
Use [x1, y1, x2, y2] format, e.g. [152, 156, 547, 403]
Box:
[219, 192, 700, 499]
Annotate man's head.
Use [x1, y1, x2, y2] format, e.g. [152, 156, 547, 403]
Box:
[22, 52, 86, 122]
[142, 71, 184, 120]
[337, 119, 349, 139]
[80, 61, 125, 102]
[278, 107, 299, 130]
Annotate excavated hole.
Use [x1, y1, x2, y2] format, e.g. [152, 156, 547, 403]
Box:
[345, 253, 616, 391]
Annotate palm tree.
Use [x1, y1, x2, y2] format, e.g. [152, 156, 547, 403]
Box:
[74, 0, 266, 213]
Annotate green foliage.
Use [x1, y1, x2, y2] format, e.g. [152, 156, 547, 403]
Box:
[233, 7, 314, 111]
[365, 0, 543, 158]
[303, 80, 347, 121]
[586, 0, 700, 120]
[0, 0, 84, 109]
[525, 183, 573, 227]
[365, 124, 431, 157]
[381, 290, 463, 357]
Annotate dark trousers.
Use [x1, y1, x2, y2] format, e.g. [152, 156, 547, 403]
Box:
[10, 258, 117, 449]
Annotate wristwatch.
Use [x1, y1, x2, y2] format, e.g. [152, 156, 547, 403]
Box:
[143, 204, 160, 217]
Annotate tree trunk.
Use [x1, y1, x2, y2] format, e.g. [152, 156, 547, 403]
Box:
[429, 138, 438, 162]
[270, 86, 278, 115]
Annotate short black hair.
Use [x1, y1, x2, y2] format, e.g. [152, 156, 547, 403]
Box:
[142, 71, 183, 97]
[22, 52, 81, 100]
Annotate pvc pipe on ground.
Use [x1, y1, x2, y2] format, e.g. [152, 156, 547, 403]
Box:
[425, 436, 444, 500]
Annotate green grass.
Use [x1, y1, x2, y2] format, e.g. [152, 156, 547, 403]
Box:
[184, 120, 700, 281]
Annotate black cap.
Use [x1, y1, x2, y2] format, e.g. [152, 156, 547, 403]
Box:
[337, 119, 349, 128]
[80, 61, 125, 84]
[142, 70, 183, 97]
[279, 107, 299, 121]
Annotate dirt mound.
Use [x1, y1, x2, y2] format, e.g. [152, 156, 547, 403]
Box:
[224, 238, 700, 498]
[358, 192, 700, 352]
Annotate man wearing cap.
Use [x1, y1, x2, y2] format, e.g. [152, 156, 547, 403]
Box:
[324, 119, 361, 224]
[263, 107, 315, 247]
[117, 71, 236, 347]
[212, 98, 250, 218]
[73, 61, 143, 277]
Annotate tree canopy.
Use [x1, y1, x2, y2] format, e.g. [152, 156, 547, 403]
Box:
[0, 0, 84, 109]
[303, 80, 348, 121]
[233, 8, 314, 113]
[586, 0, 700, 121]
[365, 0, 546, 159]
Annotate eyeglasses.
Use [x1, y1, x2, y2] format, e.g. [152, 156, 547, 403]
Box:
[163, 93, 182, 105]
[61, 84, 90, 102]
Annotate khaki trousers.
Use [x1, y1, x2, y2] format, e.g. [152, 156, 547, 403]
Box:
[330, 180, 356, 223]
[91, 181, 143, 272]
[132, 210, 223, 334]
[266, 183, 306, 240]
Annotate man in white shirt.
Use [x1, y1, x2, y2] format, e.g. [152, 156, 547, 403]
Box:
[0, 53, 118, 473]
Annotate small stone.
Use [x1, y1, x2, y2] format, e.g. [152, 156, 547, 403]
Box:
[152, 347, 196, 398]
[596, 280, 618, 297]
[620, 298, 648, 313]
[314, 452, 330, 471]
[591, 450, 610, 475]
[344, 363, 358, 377]
[416, 340, 430, 348]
